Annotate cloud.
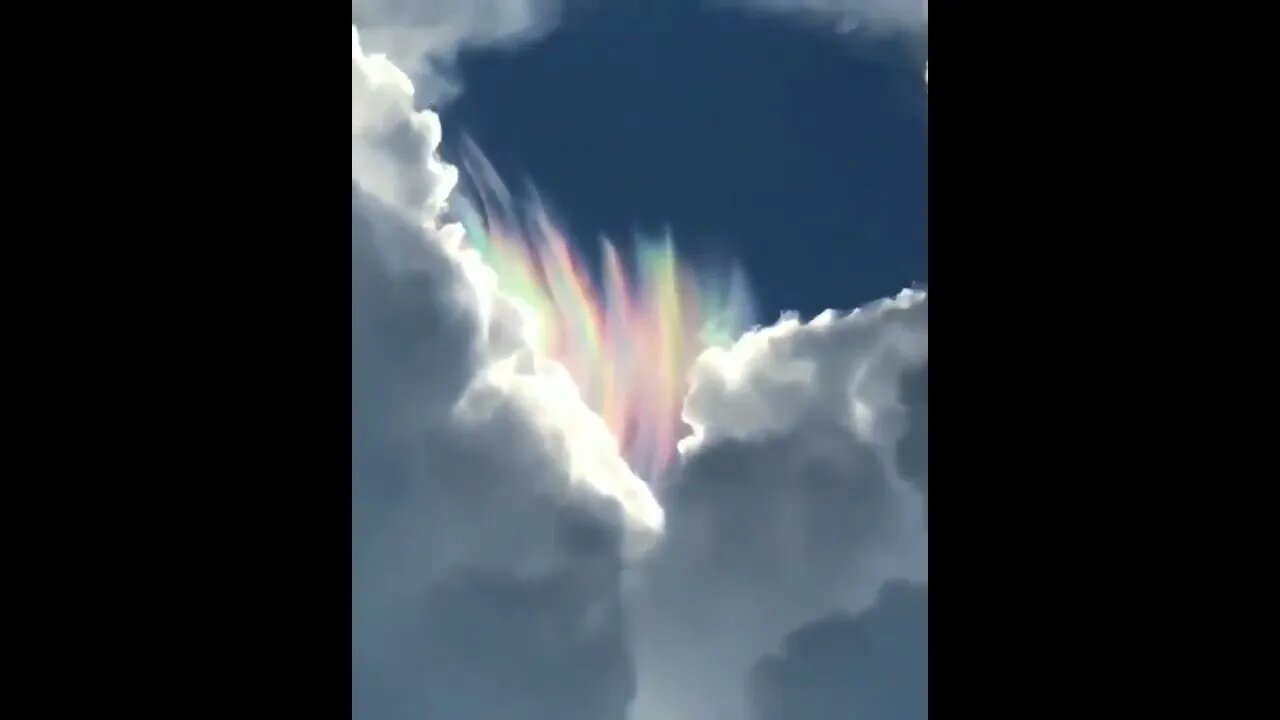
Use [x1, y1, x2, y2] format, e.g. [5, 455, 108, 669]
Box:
[352, 26, 661, 544]
[710, 0, 927, 35]
[628, 292, 928, 720]
[711, 0, 929, 87]
[352, 25, 662, 719]
[352, 0, 565, 104]
[748, 580, 927, 720]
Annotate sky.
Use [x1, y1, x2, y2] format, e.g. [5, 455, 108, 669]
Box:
[352, 2, 928, 719]
[440, 0, 927, 320]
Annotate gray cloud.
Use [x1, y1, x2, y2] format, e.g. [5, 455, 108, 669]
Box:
[749, 580, 927, 720]
[629, 293, 928, 720]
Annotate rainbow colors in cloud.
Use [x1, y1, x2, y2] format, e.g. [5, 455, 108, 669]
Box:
[454, 142, 755, 486]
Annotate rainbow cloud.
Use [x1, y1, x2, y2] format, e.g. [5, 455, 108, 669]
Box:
[452, 141, 756, 487]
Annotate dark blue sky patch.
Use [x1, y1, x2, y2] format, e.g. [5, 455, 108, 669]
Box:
[439, 1, 927, 322]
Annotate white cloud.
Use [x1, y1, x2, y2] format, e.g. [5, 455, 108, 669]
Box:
[352, 19, 663, 583]
[629, 291, 928, 720]
[680, 290, 926, 455]
[352, 0, 564, 104]
[352, 25, 662, 718]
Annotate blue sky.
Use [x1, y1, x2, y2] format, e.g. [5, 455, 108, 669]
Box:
[439, 1, 927, 321]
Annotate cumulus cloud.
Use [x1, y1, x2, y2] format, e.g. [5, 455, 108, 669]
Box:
[748, 580, 927, 720]
[352, 25, 662, 719]
[629, 292, 928, 720]
[352, 0, 565, 104]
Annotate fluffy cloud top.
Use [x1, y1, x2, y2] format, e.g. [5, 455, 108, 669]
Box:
[681, 290, 927, 456]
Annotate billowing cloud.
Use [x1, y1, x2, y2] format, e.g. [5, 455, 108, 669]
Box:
[352, 0, 565, 103]
[748, 580, 927, 720]
[352, 25, 662, 719]
[629, 292, 928, 720]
